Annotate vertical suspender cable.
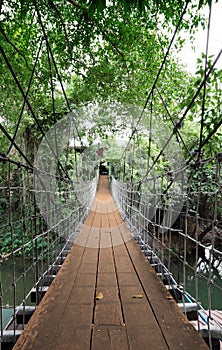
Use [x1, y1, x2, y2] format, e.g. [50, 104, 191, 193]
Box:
[198, 1, 212, 161]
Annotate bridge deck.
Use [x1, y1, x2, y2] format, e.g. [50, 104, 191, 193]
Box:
[13, 175, 208, 350]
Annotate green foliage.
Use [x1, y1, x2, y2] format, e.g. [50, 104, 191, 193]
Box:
[0, 0, 221, 252]
[180, 54, 222, 158]
[187, 160, 221, 219]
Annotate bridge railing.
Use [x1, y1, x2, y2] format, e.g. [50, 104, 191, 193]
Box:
[111, 156, 222, 347]
[0, 158, 98, 347]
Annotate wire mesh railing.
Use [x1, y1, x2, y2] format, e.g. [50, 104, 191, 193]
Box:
[0, 157, 98, 348]
[111, 154, 222, 349]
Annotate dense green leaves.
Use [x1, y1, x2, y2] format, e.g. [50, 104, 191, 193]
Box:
[0, 0, 221, 215]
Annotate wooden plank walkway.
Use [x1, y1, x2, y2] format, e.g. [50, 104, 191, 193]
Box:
[13, 175, 209, 350]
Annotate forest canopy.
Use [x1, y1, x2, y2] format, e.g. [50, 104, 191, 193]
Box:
[0, 0, 221, 166]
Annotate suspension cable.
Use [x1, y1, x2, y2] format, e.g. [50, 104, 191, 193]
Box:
[198, 0, 212, 161]
[156, 87, 192, 157]
[32, 0, 84, 148]
[0, 44, 70, 179]
[187, 117, 222, 167]
[138, 44, 222, 185]
[119, 0, 190, 162]
[6, 37, 44, 156]
[0, 123, 33, 168]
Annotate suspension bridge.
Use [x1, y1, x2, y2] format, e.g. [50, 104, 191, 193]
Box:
[1, 174, 209, 350]
[1, 1, 222, 349]
[1, 164, 222, 350]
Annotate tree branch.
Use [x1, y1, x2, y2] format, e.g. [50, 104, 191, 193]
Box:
[103, 31, 130, 79]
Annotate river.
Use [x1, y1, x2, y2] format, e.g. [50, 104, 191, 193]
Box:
[1, 252, 222, 316]
[1, 257, 36, 306]
[180, 260, 222, 310]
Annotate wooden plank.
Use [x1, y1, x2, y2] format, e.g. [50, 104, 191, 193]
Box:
[74, 273, 97, 287]
[115, 256, 135, 273]
[124, 239, 209, 349]
[100, 213, 110, 227]
[60, 303, 94, 327]
[127, 326, 168, 350]
[99, 248, 113, 264]
[78, 263, 97, 274]
[117, 272, 141, 287]
[53, 327, 91, 350]
[111, 231, 126, 248]
[119, 286, 145, 304]
[91, 328, 111, 350]
[92, 326, 129, 350]
[38, 245, 85, 304]
[95, 286, 119, 303]
[112, 211, 123, 225]
[86, 230, 100, 249]
[108, 327, 129, 350]
[100, 230, 112, 248]
[122, 302, 157, 327]
[97, 273, 118, 287]
[74, 227, 91, 246]
[91, 212, 101, 228]
[98, 262, 115, 273]
[13, 244, 91, 350]
[108, 216, 118, 228]
[81, 248, 98, 264]
[68, 286, 95, 305]
[13, 304, 64, 350]
[112, 243, 128, 257]
[120, 228, 133, 243]
[94, 302, 124, 326]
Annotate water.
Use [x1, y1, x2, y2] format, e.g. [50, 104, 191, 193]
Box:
[2, 307, 14, 329]
[182, 261, 222, 310]
[1, 255, 222, 311]
[1, 258, 36, 332]
[1, 257, 36, 306]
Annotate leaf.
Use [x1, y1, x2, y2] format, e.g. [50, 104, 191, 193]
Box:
[96, 292, 104, 300]
[132, 294, 143, 299]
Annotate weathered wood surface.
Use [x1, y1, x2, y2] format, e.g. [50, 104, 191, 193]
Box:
[13, 175, 209, 350]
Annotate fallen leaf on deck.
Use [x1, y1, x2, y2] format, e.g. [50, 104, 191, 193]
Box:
[132, 294, 143, 299]
[96, 292, 103, 300]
